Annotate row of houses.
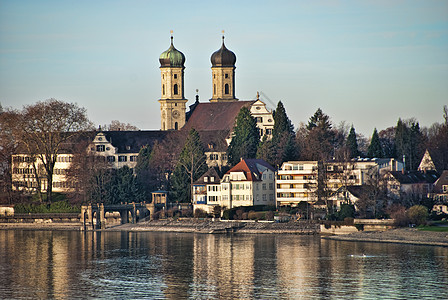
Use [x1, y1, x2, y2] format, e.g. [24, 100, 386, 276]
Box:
[192, 152, 448, 216]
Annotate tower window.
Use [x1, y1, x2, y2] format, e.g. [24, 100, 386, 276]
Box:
[174, 74, 177, 79]
[175, 122, 178, 130]
[174, 84, 178, 95]
[162, 84, 165, 95]
[225, 73, 229, 78]
[225, 84, 229, 95]
[214, 84, 216, 95]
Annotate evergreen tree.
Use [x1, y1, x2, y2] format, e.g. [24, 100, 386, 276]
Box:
[170, 128, 207, 202]
[257, 101, 298, 166]
[367, 128, 383, 158]
[346, 126, 359, 158]
[395, 118, 425, 170]
[227, 107, 260, 166]
[299, 108, 334, 161]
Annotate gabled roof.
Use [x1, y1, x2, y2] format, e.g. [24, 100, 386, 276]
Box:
[182, 101, 255, 132]
[226, 158, 275, 181]
[389, 170, 439, 185]
[102, 130, 169, 153]
[434, 170, 448, 193]
[193, 168, 222, 185]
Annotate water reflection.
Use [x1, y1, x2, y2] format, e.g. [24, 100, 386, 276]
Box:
[0, 230, 447, 299]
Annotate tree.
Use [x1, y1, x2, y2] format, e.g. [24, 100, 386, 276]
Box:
[346, 126, 359, 158]
[170, 128, 207, 203]
[257, 101, 298, 167]
[367, 128, 383, 158]
[298, 108, 335, 161]
[102, 120, 139, 131]
[227, 107, 260, 166]
[6, 99, 93, 203]
[395, 118, 425, 170]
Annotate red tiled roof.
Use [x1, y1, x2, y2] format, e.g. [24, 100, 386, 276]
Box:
[182, 101, 255, 132]
[226, 158, 275, 181]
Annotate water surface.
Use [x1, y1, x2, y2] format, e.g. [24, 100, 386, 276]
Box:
[0, 230, 447, 299]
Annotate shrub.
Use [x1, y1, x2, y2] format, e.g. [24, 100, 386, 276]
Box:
[407, 205, 428, 226]
[387, 204, 409, 227]
[337, 204, 355, 221]
[248, 211, 265, 220]
[194, 208, 207, 218]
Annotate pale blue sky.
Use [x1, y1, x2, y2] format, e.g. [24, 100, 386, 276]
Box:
[1, 0, 447, 137]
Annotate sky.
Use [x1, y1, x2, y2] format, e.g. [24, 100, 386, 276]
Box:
[1, 0, 447, 137]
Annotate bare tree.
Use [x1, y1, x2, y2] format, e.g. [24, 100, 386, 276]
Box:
[6, 99, 93, 203]
[102, 120, 139, 131]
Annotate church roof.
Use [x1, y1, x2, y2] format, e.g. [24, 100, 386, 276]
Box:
[159, 36, 185, 68]
[211, 36, 236, 67]
[182, 101, 255, 132]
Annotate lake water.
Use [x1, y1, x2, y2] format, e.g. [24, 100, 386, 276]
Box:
[0, 230, 447, 300]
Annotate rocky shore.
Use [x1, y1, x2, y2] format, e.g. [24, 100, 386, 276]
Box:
[109, 219, 320, 234]
[322, 227, 448, 247]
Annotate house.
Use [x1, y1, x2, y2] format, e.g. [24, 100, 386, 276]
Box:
[431, 170, 448, 214]
[192, 168, 222, 214]
[192, 159, 276, 214]
[276, 158, 404, 209]
[385, 170, 439, 201]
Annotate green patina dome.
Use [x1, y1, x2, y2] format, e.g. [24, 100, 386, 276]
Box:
[159, 36, 185, 67]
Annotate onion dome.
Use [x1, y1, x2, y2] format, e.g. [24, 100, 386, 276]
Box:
[211, 36, 236, 67]
[159, 36, 185, 67]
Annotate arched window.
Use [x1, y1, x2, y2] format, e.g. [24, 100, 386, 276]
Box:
[175, 122, 178, 130]
[174, 84, 178, 95]
[162, 84, 165, 95]
[225, 84, 229, 95]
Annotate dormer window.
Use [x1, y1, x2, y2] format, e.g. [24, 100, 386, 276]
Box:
[208, 143, 215, 150]
[204, 177, 208, 183]
[211, 177, 215, 182]
[126, 146, 131, 151]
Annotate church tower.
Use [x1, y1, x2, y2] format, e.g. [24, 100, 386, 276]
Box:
[158, 33, 187, 130]
[210, 34, 237, 102]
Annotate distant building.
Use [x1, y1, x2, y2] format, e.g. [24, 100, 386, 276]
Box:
[192, 159, 276, 214]
[431, 170, 448, 214]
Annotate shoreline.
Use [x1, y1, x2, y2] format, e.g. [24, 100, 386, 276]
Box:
[2, 220, 448, 247]
[322, 228, 448, 247]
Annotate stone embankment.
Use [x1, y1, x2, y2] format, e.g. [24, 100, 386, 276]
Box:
[112, 219, 320, 234]
[322, 228, 448, 247]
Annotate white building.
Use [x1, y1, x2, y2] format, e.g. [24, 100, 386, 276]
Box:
[192, 159, 276, 214]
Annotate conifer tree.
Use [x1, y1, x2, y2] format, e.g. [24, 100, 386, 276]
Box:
[395, 118, 424, 170]
[367, 128, 383, 158]
[346, 126, 359, 158]
[227, 107, 260, 166]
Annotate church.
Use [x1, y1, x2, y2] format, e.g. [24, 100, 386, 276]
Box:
[158, 33, 273, 139]
[11, 34, 275, 193]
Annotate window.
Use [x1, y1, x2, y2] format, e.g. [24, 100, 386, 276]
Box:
[443, 185, 448, 193]
[130, 156, 138, 162]
[107, 156, 115, 162]
[174, 74, 177, 79]
[225, 84, 229, 94]
[262, 183, 266, 190]
[204, 177, 208, 183]
[259, 129, 263, 136]
[209, 154, 218, 160]
[222, 154, 227, 160]
[269, 194, 274, 201]
[266, 129, 272, 135]
[255, 117, 263, 123]
[211, 177, 215, 182]
[269, 183, 274, 190]
[175, 122, 178, 130]
[299, 165, 304, 170]
[162, 84, 165, 95]
[214, 84, 216, 95]
[263, 194, 267, 201]
[263, 174, 266, 179]
[225, 73, 229, 78]
[174, 84, 178, 95]
[118, 156, 127, 162]
[96, 145, 105, 152]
